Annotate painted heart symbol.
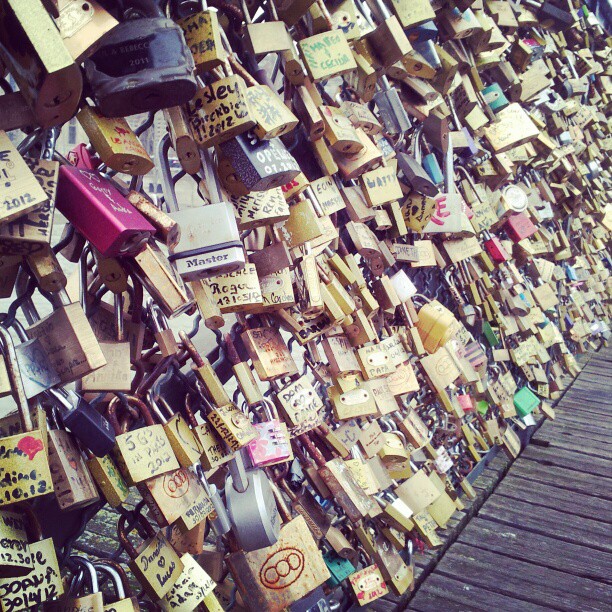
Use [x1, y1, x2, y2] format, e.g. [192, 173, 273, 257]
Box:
[17, 436, 44, 461]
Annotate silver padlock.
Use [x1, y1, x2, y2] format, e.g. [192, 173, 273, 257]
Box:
[158, 134, 246, 281]
[225, 450, 280, 551]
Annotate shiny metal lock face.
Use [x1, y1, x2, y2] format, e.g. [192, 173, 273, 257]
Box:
[84, 16, 197, 117]
[168, 204, 246, 281]
[226, 469, 280, 552]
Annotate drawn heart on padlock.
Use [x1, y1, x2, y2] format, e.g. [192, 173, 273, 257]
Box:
[17, 435, 44, 460]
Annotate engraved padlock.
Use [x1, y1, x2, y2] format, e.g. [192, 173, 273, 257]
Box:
[84, 0, 197, 117]
[217, 130, 301, 196]
[159, 137, 245, 281]
[0, 0, 82, 127]
[56, 166, 155, 258]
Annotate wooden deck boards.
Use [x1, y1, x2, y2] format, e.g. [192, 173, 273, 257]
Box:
[409, 346, 612, 611]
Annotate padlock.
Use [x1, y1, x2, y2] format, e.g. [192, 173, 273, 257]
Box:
[0, 326, 53, 507]
[161, 552, 216, 612]
[94, 561, 140, 612]
[117, 513, 184, 601]
[225, 451, 281, 552]
[187, 70, 256, 148]
[0, 0, 82, 127]
[56, 166, 155, 258]
[227, 499, 329, 611]
[0, 506, 34, 578]
[243, 2, 293, 57]
[146, 390, 202, 469]
[0, 131, 49, 229]
[53, 0, 118, 63]
[245, 84, 299, 142]
[0, 506, 64, 611]
[177, 6, 226, 74]
[46, 408, 100, 511]
[217, 131, 301, 196]
[108, 394, 180, 485]
[241, 323, 299, 382]
[77, 106, 154, 176]
[159, 140, 246, 281]
[84, 0, 197, 117]
[247, 400, 292, 467]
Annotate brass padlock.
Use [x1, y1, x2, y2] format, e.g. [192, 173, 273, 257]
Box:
[0, 0, 82, 126]
[117, 513, 184, 601]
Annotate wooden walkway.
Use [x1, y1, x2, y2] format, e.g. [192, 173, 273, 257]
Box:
[408, 347, 612, 611]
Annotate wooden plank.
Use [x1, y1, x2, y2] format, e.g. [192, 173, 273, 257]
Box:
[531, 429, 612, 457]
[478, 495, 612, 554]
[549, 408, 612, 428]
[409, 573, 550, 612]
[434, 542, 612, 610]
[494, 477, 612, 524]
[530, 434, 610, 460]
[505, 462, 612, 500]
[520, 444, 611, 478]
[539, 422, 612, 445]
[458, 518, 612, 586]
[555, 397, 610, 416]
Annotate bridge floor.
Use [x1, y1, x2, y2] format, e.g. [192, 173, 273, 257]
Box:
[408, 347, 612, 612]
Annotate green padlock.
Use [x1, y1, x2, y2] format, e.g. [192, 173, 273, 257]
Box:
[482, 320, 500, 348]
[513, 387, 540, 418]
[323, 550, 355, 587]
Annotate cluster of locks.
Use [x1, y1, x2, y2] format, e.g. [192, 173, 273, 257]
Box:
[0, 0, 609, 610]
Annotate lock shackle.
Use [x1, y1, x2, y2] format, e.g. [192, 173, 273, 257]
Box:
[93, 562, 130, 600]
[298, 433, 327, 468]
[157, 134, 181, 213]
[117, 513, 157, 558]
[146, 389, 174, 425]
[68, 567, 86, 596]
[120, 0, 166, 19]
[70, 556, 100, 594]
[109, 393, 155, 427]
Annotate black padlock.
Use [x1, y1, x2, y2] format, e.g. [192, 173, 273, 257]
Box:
[84, 0, 197, 117]
[217, 131, 301, 196]
[47, 388, 116, 457]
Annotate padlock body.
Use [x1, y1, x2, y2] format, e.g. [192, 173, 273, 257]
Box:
[56, 166, 154, 257]
[85, 18, 197, 117]
[168, 204, 245, 281]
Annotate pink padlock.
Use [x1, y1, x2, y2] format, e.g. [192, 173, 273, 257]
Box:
[247, 400, 291, 467]
[56, 165, 155, 257]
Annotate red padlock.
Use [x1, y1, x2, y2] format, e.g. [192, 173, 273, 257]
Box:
[483, 234, 510, 263]
[504, 212, 537, 243]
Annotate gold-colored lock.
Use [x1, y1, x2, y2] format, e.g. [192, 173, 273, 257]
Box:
[241, 326, 299, 381]
[299, 30, 357, 82]
[207, 403, 258, 452]
[246, 85, 299, 140]
[0, 0, 82, 127]
[0, 132, 49, 227]
[163, 106, 201, 175]
[319, 105, 364, 154]
[188, 74, 256, 147]
[0, 157, 58, 257]
[177, 9, 226, 74]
